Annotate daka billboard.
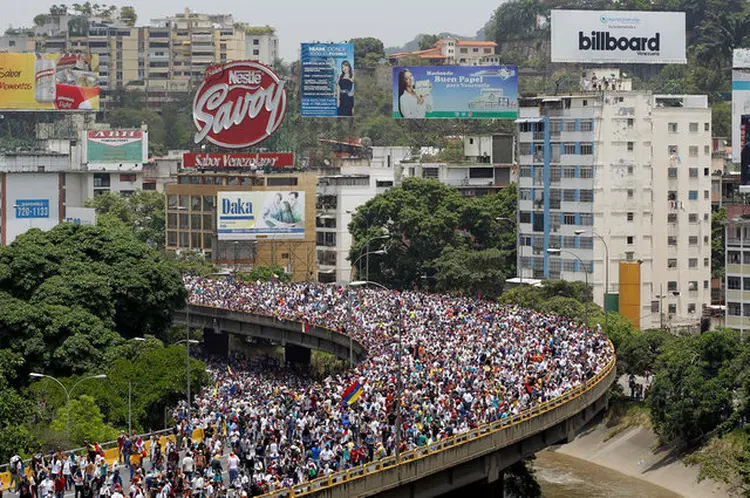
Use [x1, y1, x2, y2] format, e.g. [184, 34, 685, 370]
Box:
[391, 65, 518, 119]
[217, 191, 305, 241]
[0, 53, 100, 110]
[550, 10, 686, 64]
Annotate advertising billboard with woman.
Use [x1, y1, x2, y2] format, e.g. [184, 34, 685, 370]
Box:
[301, 43, 355, 117]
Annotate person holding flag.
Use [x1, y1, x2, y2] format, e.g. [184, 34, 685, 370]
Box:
[341, 380, 363, 406]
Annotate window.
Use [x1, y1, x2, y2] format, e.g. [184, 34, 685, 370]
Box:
[627, 189, 634, 199]
[668, 213, 677, 223]
[564, 120, 576, 132]
[167, 213, 177, 229]
[563, 236, 576, 248]
[668, 236, 677, 246]
[580, 143, 593, 155]
[563, 167, 576, 178]
[580, 237, 593, 249]
[167, 231, 177, 247]
[729, 302, 742, 316]
[580, 213, 593, 226]
[627, 236, 634, 245]
[651, 301, 660, 313]
[580, 167, 593, 178]
[704, 146, 710, 156]
[578, 190, 593, 202]
[253, 39, 260, 45]
[689, 168, 698, 177]
[668, 168, 678, 178]
[688, 190, 698, 200]
[668, 304, 677, 314]
[704, 257, 709, 267]
[253, 50, 260, 56]
[689, 122, 699, 133]
[689, 258, 698, 268]
[668, 145, 678, 156]
[668, 122, 678, 133]
[729, 251, 741, 264]
[93, 173, 111, 188]
[519, 212, 531, 223]
[580, 120, 593, 132]
[563, 213, 576, 225]
[705, 190, 710, 199]
[627, 212, 634, 221]
[191, 196, 202, 211]
[563, 143, 576, 155]
[120, 174, 136, 182]
[704, 235, 709, 245]
[668, 281, 678, 291]
[267, 177, 298, 186]
[689, 146, 698, 157]
[179, 214, 189, 229]
[704, 167, 710, 176]
[728, 277, 742, 290]
[627, 118, 634, 128]
[688, 303, 696, 314]
[625, 251, 634, 261]
[628, 166, 634, 175]
[689, 213, 698, 223]
[627, 142, 634, 151]
[203, 196, 215, 211]
[668, 258, 677, 268]
[550, 167, 561, 182]
[689, 236, 698, 245]
[563, 189, 576, 202]
[705, 122, 710, 131]
[688, 281, 698, 291]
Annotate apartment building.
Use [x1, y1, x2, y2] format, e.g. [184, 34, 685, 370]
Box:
[389, 38, 499, 66]
[725, 218, 750, 336]
[1, 9, 278, 108]
[517, 77, 712, 330]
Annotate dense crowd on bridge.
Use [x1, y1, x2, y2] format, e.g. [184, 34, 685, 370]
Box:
[180, 277, 613, 494]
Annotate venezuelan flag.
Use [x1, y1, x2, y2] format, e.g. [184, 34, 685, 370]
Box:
[342, 380, 363, 406]
[227, 365, 235, 377]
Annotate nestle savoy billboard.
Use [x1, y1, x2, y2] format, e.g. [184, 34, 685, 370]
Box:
[551, 10, 686, 64]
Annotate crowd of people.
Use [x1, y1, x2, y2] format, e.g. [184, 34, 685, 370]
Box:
[180, 277, 613, 494]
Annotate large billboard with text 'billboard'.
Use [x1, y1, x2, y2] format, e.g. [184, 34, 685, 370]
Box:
[217, 191, 305, 241]
[0, 53, 99, 110]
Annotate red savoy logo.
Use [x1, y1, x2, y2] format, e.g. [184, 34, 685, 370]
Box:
[192, 61, 287, 149]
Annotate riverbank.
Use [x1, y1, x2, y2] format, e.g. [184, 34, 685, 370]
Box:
[546, 419, 730, 497]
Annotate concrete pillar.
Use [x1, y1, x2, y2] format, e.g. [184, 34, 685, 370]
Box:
[285, 344, 311, 366]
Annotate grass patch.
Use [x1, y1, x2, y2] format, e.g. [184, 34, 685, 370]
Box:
[604, 401, 652, 441]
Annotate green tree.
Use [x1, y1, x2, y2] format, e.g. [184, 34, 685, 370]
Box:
[418, 34, 440, 51]
[85, 190, 165, 250]
[349, 37, 385, 68]
[119, 6, 137, 26]
[240, 264, 291, 283]
[712, 102, 731, 139]
[165, 250, 217, 277]
[686, 430, 750, 496]
[50, 395, 118, 446]
[430, 247, 507, 298]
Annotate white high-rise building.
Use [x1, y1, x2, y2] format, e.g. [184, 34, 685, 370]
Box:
[517, 76, 712, 330]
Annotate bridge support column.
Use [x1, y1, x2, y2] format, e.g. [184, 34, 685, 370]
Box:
[285, 344, 311, 367]
[488, 472, 504, 498]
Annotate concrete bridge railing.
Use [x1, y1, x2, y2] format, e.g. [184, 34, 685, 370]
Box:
[174, 305, 368, 364]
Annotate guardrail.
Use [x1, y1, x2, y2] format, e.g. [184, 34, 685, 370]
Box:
[257, 348, 616, 498]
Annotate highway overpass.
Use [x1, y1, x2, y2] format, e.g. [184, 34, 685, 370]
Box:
[175, 303, 616, 498]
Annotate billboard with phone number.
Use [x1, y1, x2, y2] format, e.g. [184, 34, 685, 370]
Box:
[392, 66, 518, 119]
[0, 53, 99, 110]
[217, 191, 305, 241]
[301, 43, 355, 117]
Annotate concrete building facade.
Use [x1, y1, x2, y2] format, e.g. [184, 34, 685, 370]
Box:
[725, 218, 750, 336]
[517, 88, 712, 330]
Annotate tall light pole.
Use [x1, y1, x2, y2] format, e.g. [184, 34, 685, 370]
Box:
[29, 373, 107, 444]
[355, 234, 389, 282]
[349, 249, 387, 282]
[129, 337, 147, 435]
[348, 279, 401, 461]
[497, 216, 523, 305]
[548, 248, 590, 324]
[576, 229, 609, 337]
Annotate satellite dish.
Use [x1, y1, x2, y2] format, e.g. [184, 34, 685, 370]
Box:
[323, 159, 331, 166]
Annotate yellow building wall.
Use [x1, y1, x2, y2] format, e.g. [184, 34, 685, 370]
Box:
[619, 262, 641, 329]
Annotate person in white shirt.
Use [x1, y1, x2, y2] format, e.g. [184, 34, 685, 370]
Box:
[397, 69, 426, 119]
[182, 453, 194, 481]
[39, 476, 55, 498]
[227, 453, 239, 484]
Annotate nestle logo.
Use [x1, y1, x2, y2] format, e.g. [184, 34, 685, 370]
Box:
[228, 70, 262, 86]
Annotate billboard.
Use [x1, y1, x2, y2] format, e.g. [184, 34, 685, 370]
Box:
[183, 152, 294, 170]
[734, 49, 750, 69]
[742, 115, 750, 186]
[193, 61, 287, 149]
[732, 70, 750, 163]
[65, 207, 97, 226]
[85, 130, 147, 164]
[0, 53, 99, 110]
[550, 10, 686, 64]
[300, 43, 355, 117]
[15, 199, 49, 218]
[391, 66, 518, 119]
[217, 191, 305, 241]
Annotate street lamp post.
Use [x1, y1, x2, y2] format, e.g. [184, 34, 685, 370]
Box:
[355, 235, 389, 282]
[348, 279, 402, 461]
[29, 373, 107, 443]
[497, 216, 523, 305]
[548, 248, 590, 324]
[349, 249, 387, 283]
[576, 229, 609, 337]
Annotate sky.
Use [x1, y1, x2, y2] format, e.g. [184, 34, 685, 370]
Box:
[5, 0, 501, 61]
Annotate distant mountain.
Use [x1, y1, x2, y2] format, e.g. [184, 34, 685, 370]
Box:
[385, 32, 481, 55]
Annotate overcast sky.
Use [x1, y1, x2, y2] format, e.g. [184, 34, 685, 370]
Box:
[6, 1, 500, 60]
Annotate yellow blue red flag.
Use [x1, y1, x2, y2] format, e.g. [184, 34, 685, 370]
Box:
[342, 380, 363, 406]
